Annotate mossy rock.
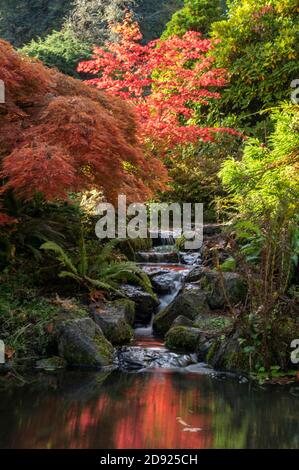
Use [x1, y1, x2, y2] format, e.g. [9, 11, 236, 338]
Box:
[165, 326, 202, 353]
[90, 299, 135, 345]
[153, 285, 209, 336]
[206, 331, 247, 371]
[199, 271, 247, 310]
[55, 317, 114, 368]
[193, 314, 233, 334]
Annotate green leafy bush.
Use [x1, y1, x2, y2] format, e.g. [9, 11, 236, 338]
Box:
[162, 0, 226, 38]
[210, 0, 299, 124]
[21, 28, 92, 77]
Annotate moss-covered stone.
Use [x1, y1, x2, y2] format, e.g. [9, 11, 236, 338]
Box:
[199, 271, 247, 310]
[205, 331, 247, 371]
[55, 317, 114, 368]
[90, 299, 135, 345]
[193, 314, 233, 333]
[153, 285, 209, 336]
[165, 326, 202, 352]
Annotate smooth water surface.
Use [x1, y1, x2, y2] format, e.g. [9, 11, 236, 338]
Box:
[0, 370, 298, 449]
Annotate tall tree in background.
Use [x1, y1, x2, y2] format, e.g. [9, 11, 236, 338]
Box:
[66, 0, 136, 44]
[162, 0, 226, 39]
[0, 0, 72, 47]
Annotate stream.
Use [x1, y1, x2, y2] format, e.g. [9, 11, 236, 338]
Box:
[0, 242, 298, 449]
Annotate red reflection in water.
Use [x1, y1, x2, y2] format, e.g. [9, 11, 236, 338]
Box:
[9, 372, 213, 449]
[114, 372, 213, 449]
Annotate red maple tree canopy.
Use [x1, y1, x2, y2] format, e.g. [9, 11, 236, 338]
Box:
[78, 15, 238, 155]
[0, 39, 168, 223]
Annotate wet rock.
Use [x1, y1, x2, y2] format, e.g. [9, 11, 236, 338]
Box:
[172, 315, 194, 327]
[121, 284, 159, 325]
[206, 330, 245, 371]
[165, 326, 203, 353]
[184, 363, 218, 375]
[186, 267, 246, 309]
[198, 271, 247, 309]
[180, 252, 201, 265]
[117, 345, 198, 371]
[185, 265, 207, 283]
[55, 318, 114, 368]
[90, 299, 135, 345]
[136, 251, 179, 264]
[153, 284, 209, 336]
[151, 272, 176, 294]
[35, 356, 66, 372]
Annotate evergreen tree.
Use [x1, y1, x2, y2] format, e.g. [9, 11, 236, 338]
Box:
[0, 0, 72, 47]
[162, 0, 226, 39]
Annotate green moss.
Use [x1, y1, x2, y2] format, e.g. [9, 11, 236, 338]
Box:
[224, 351, 248, 370]
[193, 315, 232, 333]
[165, 326, 201, 352]
[93, 334, 114, 364]
[113, 299, 135, 326]
[206, 340, 220, 363]
[104, 321, 134, 346]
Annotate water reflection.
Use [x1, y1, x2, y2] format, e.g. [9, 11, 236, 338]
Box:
[0, 371, 298, 449]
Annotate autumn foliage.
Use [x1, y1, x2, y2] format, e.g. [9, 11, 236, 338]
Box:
[78, 15, 236, 154]
[0, 39, 168, 224]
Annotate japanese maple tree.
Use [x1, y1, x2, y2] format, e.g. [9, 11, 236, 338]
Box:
[78, 15, 236, 155]
[0, 39, 168, 224]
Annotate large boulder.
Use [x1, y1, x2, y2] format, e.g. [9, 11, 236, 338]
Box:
[55, 318, 114, 368]
[90, 299, 135, 345]
[206, 330, 246, 371]
[121, 284, 159, 325]
[165, 326, 202, 352]
[153, 284, 209, 336]
[185, 268, 246, 309]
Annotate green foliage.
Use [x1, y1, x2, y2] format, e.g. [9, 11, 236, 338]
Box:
[160, 132, 243, 220]
[219, 257, 236, 272]
[162, 0, 226, 38]
[220, 105, 299, 221]
[21, 28, 92, 77]
[0, 197, 83, 268]
[0, 271, 86, 360]
[210, 0, 299, 124]
[41, 236, 153, 296]
[0, 0, 72, 47]
[220, 105, 299, 371]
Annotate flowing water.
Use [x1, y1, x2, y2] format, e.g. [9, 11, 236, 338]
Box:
[0, 244, 298, 449]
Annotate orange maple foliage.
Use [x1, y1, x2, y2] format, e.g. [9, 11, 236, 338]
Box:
[0, 40, 168, 223]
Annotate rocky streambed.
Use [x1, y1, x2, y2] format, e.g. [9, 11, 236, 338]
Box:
[24, 225, 248, 376]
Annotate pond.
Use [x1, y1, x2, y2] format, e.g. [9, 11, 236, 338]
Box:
[0, 369, 298, 449]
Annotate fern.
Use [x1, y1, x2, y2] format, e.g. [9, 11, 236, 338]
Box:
[41, 241, 77, 274]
